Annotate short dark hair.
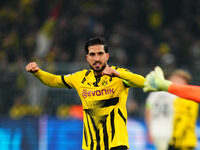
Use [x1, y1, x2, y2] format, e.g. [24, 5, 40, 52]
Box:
[85, 36, 108, 54]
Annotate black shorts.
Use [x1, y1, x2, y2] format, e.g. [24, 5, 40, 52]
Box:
[168, 145, 195, 150]
[110, 146, 128, 150]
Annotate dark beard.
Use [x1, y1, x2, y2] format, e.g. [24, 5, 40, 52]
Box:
[90, 63, 107, 73]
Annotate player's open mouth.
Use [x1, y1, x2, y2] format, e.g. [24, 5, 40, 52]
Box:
[93, 62, 102, 67]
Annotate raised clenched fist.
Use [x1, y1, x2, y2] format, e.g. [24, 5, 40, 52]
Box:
[26, 62, 39, 73]
[101, 66, 120, 77]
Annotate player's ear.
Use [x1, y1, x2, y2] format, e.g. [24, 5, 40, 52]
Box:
[106, 53, 109, 61]
[86, 54, 89, 62]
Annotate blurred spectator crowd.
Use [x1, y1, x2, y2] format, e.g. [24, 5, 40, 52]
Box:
[1, 0, 200, 117]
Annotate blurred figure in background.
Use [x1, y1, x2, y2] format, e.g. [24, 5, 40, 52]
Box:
[145, 69, 198, 150]
[145, 82, 175, 150]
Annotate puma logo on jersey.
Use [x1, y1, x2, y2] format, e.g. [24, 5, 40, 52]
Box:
[82, 88, 115, 99]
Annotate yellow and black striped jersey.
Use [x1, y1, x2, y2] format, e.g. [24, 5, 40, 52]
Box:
[34, 66, 146, 150]
[169, 97, 198, 148]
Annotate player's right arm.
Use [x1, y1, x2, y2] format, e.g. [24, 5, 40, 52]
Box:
[143, 66, 200, 103]
[26, 62, 71, 88]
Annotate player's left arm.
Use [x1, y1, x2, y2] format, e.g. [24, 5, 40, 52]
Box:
[102, 66, 146, 87]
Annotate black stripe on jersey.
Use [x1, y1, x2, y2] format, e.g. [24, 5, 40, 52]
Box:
[82, 70, 91, 84]
[61, 75, 72, 89]
[101, 97, 119, 107]
[83, 123, 88, 147]
[118, 108, 126, 124]
[82, 77, 86, 83]
[90, 116, 100, 150]
[85, 70, 91, 76]
[93, 76, 101, 87]
[110, 109, 115, 141]
[103, 120, 109, 150]
[123, 81, 130, 88]
[86, 114, 94, 150]
[83, 97, 119, 114]
[114, 66, 118, 70]
[84, 109, 95, 117]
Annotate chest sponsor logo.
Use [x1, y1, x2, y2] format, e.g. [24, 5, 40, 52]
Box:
[82, 88, 115, 99]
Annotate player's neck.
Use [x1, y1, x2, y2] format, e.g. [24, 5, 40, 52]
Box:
[94, 71, 102, 77]
[93, 64, 108, 76]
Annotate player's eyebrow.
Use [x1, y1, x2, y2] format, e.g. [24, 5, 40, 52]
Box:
[98, 51, 104, 55]
[89, 52, 95, 56]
